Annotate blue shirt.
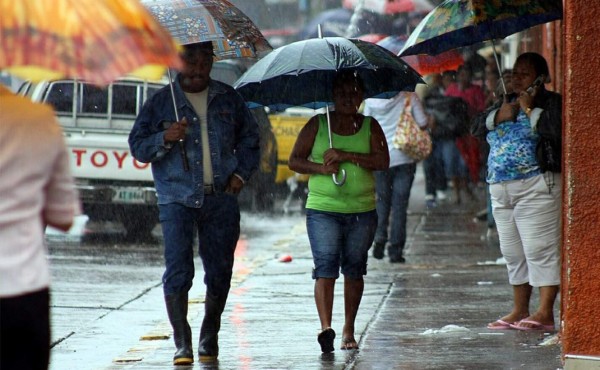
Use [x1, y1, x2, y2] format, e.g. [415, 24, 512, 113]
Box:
[129, 76, 260, 208]
[487, 110, 541, 184]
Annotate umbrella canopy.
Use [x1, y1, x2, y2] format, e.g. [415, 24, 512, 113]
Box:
[233, 37, 423, 112]
[399, 0, 563, 57]
[297, 7, 393, 40]
[377, 35, 464, 75]
[358, 33, 388, 44]
[343, 0, 436, 15]
[141, 0, 272, 60]
[0, 0, 182, 85]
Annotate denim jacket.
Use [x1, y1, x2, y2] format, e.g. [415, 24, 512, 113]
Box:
[129, 76, 260, 208]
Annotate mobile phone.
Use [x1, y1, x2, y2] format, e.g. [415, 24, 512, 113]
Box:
[526, 75, 545, 94]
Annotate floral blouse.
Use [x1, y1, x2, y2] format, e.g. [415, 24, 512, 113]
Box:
[486, 110, 541, 184]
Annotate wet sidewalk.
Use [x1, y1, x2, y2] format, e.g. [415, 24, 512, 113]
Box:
[48, 172, 564, 370]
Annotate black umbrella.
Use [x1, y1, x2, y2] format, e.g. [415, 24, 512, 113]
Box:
[297, 7, 393, 40]
[234, 36, 423, 185]
[234, 37, 423, 111]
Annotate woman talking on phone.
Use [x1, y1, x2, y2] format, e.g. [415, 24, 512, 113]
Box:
[472, 52, 562, 331]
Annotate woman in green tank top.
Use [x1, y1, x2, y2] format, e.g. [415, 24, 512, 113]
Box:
[288, 71, 389, 352]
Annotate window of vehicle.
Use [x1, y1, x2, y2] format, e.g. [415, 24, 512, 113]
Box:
[80, 84, 108, 115]
[112, 83, 137, 116]
[45, 81, 75, 114]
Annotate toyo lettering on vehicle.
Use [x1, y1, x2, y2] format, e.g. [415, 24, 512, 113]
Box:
[22, 61, 278, 239]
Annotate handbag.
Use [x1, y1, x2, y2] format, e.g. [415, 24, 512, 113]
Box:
[392, 95, 432, 161]
[536, 136, 561, 173]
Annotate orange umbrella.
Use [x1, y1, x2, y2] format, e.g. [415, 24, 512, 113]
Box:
[377, 35, 464, 75]
[0, 0, 182, 85]
[357, 33, 388, 44]
[343, 0, 435, 14]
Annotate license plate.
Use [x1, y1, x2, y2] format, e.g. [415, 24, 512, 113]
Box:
[113, 188, 145, 204]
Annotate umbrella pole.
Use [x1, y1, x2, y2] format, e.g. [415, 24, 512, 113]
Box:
[317, 24, 345, 186]
[167, 69, 190, 172]
[490, 38, 508, 95]
[325, 106, 347, 186]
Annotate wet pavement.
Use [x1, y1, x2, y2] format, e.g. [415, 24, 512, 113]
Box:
[47, 169, 563, 370]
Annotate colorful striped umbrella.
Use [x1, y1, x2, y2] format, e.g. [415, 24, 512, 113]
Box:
[398, 0, 563, 92]
[0, 0, 182, 85]
[141, 0, 272, 60]
[399, 0, 563, 56]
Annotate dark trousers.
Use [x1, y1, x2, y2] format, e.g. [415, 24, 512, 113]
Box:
[159, 194, 240, 297]
[423, 139, 447, 196]
[1, 288, 50, 370]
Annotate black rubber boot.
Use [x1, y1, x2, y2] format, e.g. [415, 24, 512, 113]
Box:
[165, 293, 193, 365]
[198, 292, 227, 362]
[372, 242, 385, 259]
[388, 245, 406, 263]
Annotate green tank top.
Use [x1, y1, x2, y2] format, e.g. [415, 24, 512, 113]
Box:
[306, 114, 376, 213]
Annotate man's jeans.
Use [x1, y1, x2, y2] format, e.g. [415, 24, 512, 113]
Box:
[374, 163, 416, 257]
[159, 194, 240, 297]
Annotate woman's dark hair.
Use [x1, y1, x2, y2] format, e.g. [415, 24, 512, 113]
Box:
[332, 70, 365, 92]
[516, 52, 550, 79]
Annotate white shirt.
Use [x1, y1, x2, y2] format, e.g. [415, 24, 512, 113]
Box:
[0, 85, 78, 297]
[363, 92, 428, 167]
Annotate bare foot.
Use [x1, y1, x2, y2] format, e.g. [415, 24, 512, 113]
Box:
[340, 337, 358, 350]
[514, 312, 554, 329]
[487, 312, 529, 329]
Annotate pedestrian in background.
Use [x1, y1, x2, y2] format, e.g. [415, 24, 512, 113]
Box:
[445, 64, 486, 201]
[363, 91, 429, 262]
[289, 71, 389, 352]
[472, 52, 562, 331]
[0, 85, 79, 370]
[418, 72, 449, 208]
[129, 42, 260, 365]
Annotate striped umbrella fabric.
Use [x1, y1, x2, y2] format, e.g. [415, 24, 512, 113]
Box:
[141, 0, 272, 60]
[0, 0, 182, 85]
[399, 0, 563, 56]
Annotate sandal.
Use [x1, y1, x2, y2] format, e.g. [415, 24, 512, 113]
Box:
[340, 337, 358, 350]
[317, 328, 335, 353]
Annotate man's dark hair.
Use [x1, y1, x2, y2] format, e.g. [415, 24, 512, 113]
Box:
[182, 41, 214, 57]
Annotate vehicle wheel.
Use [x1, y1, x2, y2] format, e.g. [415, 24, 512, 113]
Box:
[122, 210, 158, 241]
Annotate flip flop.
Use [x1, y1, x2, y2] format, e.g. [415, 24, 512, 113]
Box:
[318, 328, 336, 353]
[487, 319, 513, 330]
[340, 337, 359, 350]
[509, 320, 555, 331]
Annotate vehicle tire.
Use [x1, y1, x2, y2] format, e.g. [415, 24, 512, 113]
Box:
[121, 209, 158, 241]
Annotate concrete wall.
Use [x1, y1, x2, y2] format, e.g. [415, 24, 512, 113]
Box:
[562, 0, 600, 360]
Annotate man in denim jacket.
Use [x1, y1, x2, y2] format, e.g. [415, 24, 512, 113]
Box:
[129, 42, 259, 365]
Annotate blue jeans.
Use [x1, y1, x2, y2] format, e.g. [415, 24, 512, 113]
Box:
[423, 138, 447, 196]
[374, 163, 416, 258]
[440, 138, 468, 179]
[306, 209, 377, 279]
[159, 194, 240, 296]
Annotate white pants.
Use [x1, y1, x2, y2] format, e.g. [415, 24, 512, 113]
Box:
[490, 173, 561, 287]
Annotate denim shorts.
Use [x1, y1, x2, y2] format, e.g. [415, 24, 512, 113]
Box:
[306, 209, 377, 279]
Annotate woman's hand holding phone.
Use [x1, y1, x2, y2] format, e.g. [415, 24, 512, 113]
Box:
[496, 94, 519, 124]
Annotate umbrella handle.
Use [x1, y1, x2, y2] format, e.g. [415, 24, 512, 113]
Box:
[167, 69, 189, 172]
[332, 169, 346, 186]
[324, 105, 346, 186]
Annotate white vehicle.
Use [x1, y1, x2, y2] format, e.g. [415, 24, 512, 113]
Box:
[21, 63, 278, 240]
[24, 78, 164, 239]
